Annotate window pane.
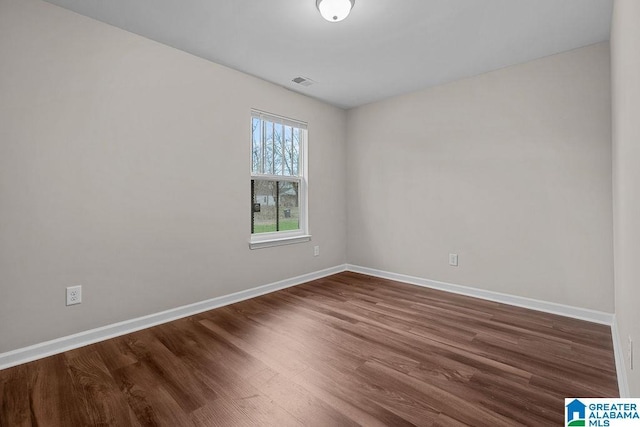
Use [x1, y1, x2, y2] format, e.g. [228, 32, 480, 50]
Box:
[252, 180, 277, 233]
[284, 125, 293, 176]
[273, 122, 284, 176]
[252, 115, 303, 178]
[292, 128, 300, 175]
[252, 117, 261, 173]
[251, 180, 300, 234]
[264, 121, 274, 175]
[278, 181, 299, 231]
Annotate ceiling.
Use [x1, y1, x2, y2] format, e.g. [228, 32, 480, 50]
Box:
[44, 0, 613, 109]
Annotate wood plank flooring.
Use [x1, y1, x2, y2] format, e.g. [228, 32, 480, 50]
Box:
[0, 272, 618, 426]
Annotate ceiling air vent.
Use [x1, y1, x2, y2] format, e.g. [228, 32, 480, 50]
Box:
[292, 76, 315, 87]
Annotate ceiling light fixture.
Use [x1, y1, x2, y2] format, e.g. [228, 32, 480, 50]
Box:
[316, 0, 355, 23]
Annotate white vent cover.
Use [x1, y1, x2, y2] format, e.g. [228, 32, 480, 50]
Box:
[292, 76, 315, 87]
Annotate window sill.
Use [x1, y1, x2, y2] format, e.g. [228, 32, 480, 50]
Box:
[249, 234, 311, 250]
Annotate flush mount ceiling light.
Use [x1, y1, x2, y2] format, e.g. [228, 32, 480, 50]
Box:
[316, 0, 355, 22]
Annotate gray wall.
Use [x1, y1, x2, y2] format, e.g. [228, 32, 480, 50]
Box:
[612, 0, 640, 397]
[0, 0, 347, 353]
[347, 43, 614, 312]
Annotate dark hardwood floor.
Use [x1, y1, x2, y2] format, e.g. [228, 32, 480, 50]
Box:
[0, 272, 618, 426]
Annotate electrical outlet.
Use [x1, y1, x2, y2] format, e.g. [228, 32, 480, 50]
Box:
[66, 285, 82, 306]
[314, 246, 320, 257]
[629, 336, 634, 371]
[449, 253, 458, 267]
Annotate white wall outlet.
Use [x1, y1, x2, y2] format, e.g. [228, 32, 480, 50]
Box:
[314, 245, 320, 257]
[629, 336, 634, 371]
[449, 253, 459, 267]
[66, 285, 82, 306]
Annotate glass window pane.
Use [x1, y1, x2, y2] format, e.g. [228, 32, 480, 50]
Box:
[278, 181, 299, 231]
[252, 180, 277, 233]
[284, 125, 293, 176]
[264, 121, 274, 175]
[253, 115, 302, 178]
[252, 117, 261, 173]
[292, 128, 300, 176]
[273, 122, 284, 176]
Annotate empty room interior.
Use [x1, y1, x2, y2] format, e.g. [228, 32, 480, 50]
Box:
[1, 0, 640, 425]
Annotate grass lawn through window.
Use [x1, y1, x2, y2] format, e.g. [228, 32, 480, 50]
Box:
[253, 219, 300, 233]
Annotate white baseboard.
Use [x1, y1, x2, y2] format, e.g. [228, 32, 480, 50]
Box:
[346, 264, 629, 397]
[347, 264, 630, 398]
[0, 264, 347, 371]
[611, 317, 630, 397]
[346, 264, 614, 325]
[2, 262, 628, 398]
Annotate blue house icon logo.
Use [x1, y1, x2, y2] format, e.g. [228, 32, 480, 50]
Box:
[566, 399, 587, 426]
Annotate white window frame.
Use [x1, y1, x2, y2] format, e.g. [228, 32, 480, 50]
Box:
[249, 110, 310, 249]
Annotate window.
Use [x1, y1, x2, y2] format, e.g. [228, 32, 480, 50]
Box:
[250, 110, 309, 249]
